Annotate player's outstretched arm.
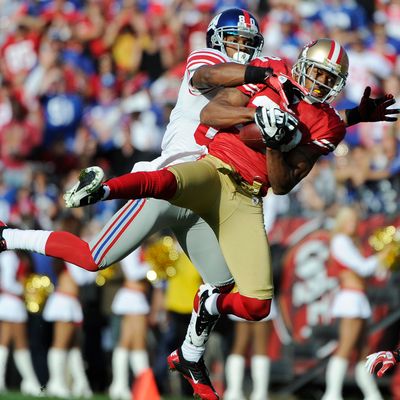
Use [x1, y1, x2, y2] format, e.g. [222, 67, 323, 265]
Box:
[340, 86, 399, 127]
[366, 350, 400, 377]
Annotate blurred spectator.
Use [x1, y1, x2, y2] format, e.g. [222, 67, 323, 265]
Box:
[345, 33, 392, 106]
[0, 96, 42, 188]
[39, 64, 84, 151]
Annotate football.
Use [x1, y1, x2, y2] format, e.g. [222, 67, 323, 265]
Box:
[238, 122, 265, 152]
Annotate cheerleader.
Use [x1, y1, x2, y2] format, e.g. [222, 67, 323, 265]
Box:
[108, 247, 151, 400]
[322, 206, 387, 400]
[0, 250, 42, 395]
[223, 301, 277, 400]
[43, 260, 94, 398]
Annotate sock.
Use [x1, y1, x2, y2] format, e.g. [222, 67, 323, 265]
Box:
[13, 349, 41, 388]
[110, 347, 130, 391]
[224, 354, 245, 397]
[129, 350, 149, 376]
[106, 169, 177, 200]
[3, 229, 51, 254]
[3, 229, 98, 271]
[182, 310, 205, 362]
[0, 346, 8, 389]
[354, 360, 383, 400]
[67, 348, 92, 394]
[45, 232, 98, 271]
[216, 293, 271, 321]
[322, 355, 348, 400]
[47, 348, 69, 389]
[250, 355, 271, 400]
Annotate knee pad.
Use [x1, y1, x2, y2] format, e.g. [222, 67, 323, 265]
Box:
[237, 295, 272, 321]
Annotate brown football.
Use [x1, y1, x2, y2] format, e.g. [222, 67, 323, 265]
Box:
[238, 122, 265, 152]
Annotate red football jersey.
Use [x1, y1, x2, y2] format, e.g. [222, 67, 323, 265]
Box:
[206, 56, 346, 192]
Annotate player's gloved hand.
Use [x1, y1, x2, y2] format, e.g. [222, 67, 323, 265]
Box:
[266, 73, 308, 106]
[365, 351, 399, 377]
[64, 166, 106, 208]
[254, 106, 298, 149]
[347, 86, 400, 126]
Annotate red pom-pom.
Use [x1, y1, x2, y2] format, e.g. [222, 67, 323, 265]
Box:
[238, 122, 265, 151]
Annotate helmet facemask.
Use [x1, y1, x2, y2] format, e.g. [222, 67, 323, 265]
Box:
[211, 26, 264, 64]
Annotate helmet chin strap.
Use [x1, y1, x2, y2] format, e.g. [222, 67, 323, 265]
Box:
[232, 51, 250, 64]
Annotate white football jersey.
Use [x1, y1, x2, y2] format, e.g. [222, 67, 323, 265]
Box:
[132, 48, 231, 172]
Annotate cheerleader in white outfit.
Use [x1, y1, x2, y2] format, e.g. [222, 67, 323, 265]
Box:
[43, 260, 94, 399]
[322, 207, 387, 400]
[0, 251, 42, 395]
[108, 247, 151, 400]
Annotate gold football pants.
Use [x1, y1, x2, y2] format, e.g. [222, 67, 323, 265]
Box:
[168, 155, 273, 299]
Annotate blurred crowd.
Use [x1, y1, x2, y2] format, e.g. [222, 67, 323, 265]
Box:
[1, 0, 400, 398]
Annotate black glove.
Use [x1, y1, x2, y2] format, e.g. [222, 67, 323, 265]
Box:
[254, 107, 298, 149]
[346, 86, 400, 126]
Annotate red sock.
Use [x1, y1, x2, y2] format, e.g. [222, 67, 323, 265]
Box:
[106, 169, 177, 200]
[216, 292, 271, 321]
[45, 232, 98, 271]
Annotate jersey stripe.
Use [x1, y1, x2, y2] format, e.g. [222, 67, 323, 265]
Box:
[91, 199, 146, 264]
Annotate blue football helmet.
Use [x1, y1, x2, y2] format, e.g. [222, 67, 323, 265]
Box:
[206, 8, 264, 64]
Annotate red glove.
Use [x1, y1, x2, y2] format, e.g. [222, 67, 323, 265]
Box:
[358, 86, 399, 122]
[365, 351, 398, 377]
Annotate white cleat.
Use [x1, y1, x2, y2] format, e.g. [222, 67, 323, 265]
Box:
[64, 166, 105, 208]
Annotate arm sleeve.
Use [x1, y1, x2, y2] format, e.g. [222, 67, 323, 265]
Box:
[331, 234, 380, 277]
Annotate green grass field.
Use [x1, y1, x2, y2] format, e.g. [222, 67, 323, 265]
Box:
[0, 393, 193, 400]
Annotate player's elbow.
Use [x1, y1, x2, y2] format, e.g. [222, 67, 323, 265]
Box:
[270, 182, 292, 195]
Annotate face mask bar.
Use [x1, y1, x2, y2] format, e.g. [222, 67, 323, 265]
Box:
[212, 27, 263, 64]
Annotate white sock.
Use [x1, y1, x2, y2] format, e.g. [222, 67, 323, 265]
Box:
[250, 355, 270, 400]
[102, 185, 110, 200]
[129, 350, 149, 376]
[13, 349, 41, 387]
[3, 229, 51, 254]
[205, 293, 220, 315]
[225, 354, 245, 396]
[0, 346, 9, 389]
[110, 347, 130, 390]
[68, 348, 92, 392]
[182, 311, 205, 362]
[47, 348, 68, 388]
[354, 360, 383, 400]
[322, 356, 348, 400]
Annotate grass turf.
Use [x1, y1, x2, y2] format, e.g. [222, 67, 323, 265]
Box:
[0, 392, 193, 400]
